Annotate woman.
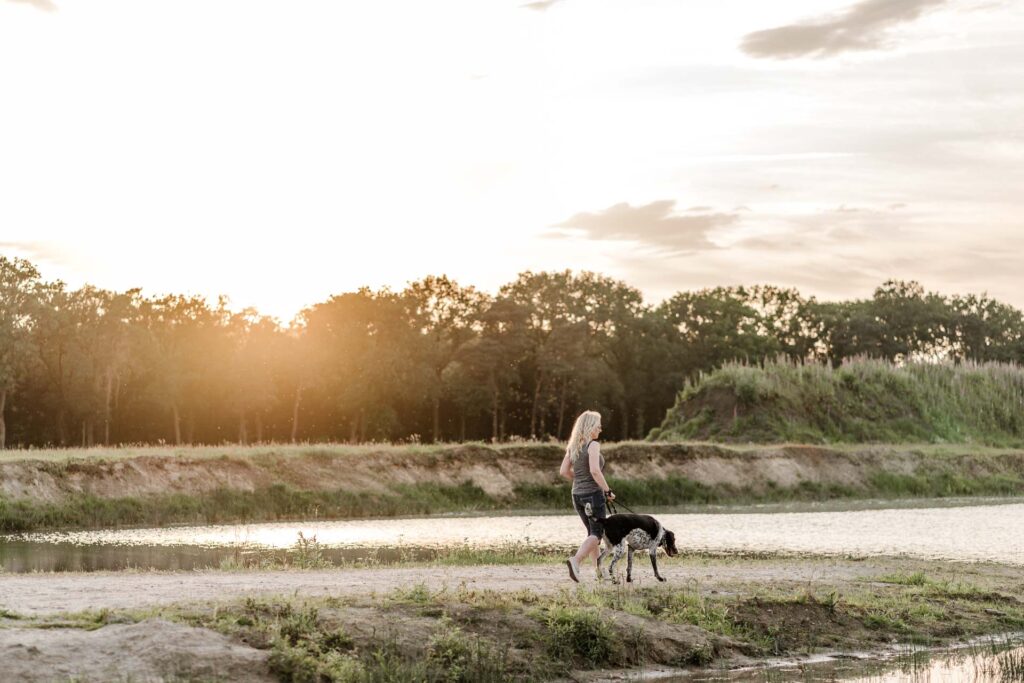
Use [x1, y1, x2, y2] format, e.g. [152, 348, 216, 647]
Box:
[559, 410, 614, 582]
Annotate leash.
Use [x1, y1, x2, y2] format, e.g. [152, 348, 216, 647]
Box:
[605, 492, 638, 515]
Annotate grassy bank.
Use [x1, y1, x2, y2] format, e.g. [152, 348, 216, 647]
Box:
[4, 470, 1024, 534]
[653, 359, 1024, 445]
[5, 441, 1024, 532]
[28, 558, 1024, 682]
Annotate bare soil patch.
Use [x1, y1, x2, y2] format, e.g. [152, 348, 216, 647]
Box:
[0, 619, 273, 682]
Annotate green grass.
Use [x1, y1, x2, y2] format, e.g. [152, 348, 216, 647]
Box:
[653, 358, 1024, 446]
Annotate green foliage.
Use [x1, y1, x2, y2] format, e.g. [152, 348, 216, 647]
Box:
[657, 358, 1024, 447]
[878, 572, 930, 586]
[540, 607, 617, 667]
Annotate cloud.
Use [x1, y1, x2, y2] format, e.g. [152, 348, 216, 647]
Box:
[740, 0, 948, 59]
[549, 200, 736, 253]
[0, 241, 86, 270]
[6, 0, 57, 11]
[521, 0, 565, 11]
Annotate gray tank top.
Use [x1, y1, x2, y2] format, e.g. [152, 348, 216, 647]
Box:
[571, 440, 605, 495]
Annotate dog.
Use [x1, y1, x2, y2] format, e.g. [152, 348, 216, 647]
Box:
[586, 505, 678, 582]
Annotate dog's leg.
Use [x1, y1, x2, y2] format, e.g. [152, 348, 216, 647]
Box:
[626, 546, 634, 583]
[649, 547, 666, 582]
[608, 542, 625, 582]
[596, 543, 608, 580]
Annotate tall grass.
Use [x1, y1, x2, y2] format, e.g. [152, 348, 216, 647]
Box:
[653, 358, 1024, 445]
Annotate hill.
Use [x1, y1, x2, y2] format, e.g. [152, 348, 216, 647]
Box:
[650, 359, 1024, 445]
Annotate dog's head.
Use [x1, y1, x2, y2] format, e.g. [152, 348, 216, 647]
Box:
[661, 529, 678, 557]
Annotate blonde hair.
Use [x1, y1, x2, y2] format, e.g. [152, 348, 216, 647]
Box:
[566, 410, 602, 464]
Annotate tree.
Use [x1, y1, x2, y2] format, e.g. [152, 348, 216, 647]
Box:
[0, 257, 42, 448]
[141, 294, 226, 444]
[304, 289, 421, 442]
[402, 276, 486, 442]
[224, 309, 283, 443]
[450, 297, 530, 441]
[868, 280, 952, 362]
[948, 293, 1024, 363]
[658, 286, 780, 380]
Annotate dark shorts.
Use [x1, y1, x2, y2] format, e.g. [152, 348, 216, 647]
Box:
[572, 490, 607, 539]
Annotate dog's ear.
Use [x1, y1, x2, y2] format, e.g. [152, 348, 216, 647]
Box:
[663, 530, 678, 556]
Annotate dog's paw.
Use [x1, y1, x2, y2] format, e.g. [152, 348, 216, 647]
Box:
[657, 576, 667, 582]
[626, 575, 632, 583]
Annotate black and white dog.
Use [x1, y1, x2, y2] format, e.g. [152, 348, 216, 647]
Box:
[587, 506, 678, 582]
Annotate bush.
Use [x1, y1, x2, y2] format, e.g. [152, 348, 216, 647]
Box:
[541, 607, 617, 667]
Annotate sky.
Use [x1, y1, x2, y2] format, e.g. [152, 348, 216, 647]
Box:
[0, 0, 1021, 322]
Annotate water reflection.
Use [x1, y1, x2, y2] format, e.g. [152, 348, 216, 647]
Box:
[3, 499, 1024, 573]
[0, 540, 450, 573]
[664, 639, 1024, 682]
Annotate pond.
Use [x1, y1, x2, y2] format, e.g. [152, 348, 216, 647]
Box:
[2, 497, 1022, 573]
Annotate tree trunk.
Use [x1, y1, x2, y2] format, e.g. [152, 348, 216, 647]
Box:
[459, 411, 466, 442]
[57, 409, 67, 446]
[0, 388, 7, 450]
[80, 420, 87, 447]
[529, 373, 544, 439]
[86, 419, 95, 447]
[349, 416, 358, 444]
[358, 408, 367, 443]
[619, 401, 629, 440]
[491, 386, 499, 443]
[185, 412, 194, 445]
[290, 384, 303, 443]
[635, 408, 645, 440]
[238, 412, 248, 445]
[432, 397, 441, 444]
[556, 379, 568, 439]
[254, 413, 263, 443]
[172, 404, 182, 445]
[103, 371, 114, 446]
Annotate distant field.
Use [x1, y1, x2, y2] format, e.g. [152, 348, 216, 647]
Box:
[654, 358, 1024, 446]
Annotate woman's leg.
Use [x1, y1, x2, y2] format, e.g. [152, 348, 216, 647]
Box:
[571, 491, 605, 566]
[573, 535, 600, 565]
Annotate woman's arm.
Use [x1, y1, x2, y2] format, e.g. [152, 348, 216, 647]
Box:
[559, 452, 574, 482]
[588, 442, 612, 494]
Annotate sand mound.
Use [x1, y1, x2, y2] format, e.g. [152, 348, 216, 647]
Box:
[0, 619, 273, 682]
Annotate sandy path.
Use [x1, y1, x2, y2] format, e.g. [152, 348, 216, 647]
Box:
[2, 558, 891, 617]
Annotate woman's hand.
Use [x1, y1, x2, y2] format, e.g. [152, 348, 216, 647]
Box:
[605, 489, 615, 501]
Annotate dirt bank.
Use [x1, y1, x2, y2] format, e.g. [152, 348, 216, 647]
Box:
[3, 442, 1024, 531]
[4, 442, 1024, 503]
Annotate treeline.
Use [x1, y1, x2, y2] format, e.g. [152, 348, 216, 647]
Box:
[2, 255, 1024, 448]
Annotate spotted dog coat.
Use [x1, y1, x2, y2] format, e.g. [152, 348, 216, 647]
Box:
[591, 512, 679, 583]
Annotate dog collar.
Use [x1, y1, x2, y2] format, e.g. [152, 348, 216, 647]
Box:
[653, 521, 665, 547]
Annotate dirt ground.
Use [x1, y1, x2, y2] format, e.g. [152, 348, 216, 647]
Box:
[2, 557, 1022, 682]
[0, 556, 921, 617]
